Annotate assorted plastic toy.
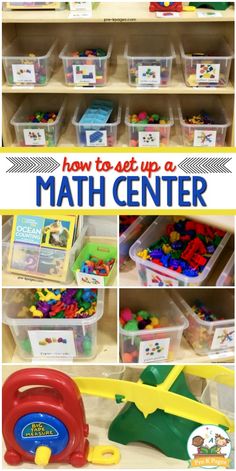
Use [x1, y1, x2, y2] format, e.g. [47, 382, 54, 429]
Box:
[72, 99, 121, 147]
[59, 39, 112, 87]
[2, 366, 234, 467]
[72, 242, 117, 286]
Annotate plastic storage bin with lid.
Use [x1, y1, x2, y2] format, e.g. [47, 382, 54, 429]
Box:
[180, 35, 234, 88]
[178, 96, 231, 147]
[129, 216, 231, 287]
[124, 35, 176, 88]
[2, 288, 104, 361]
[72, 98, 121, 147]
[125, 98, 174, 147]
[171, 289, 234, 356]
[119, 289, 189, 363]
[71, 215, 117, 287]
[10, 95, 66, 146]
[119, 216, 156, 268]
[2, 216, 82, 285]
[59, 37, 112, 87]
[216, 253, 234, 286]
[2, 36, 57, 87]
[3, 2, 66, 9]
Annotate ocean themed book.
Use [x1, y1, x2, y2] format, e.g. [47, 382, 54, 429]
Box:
[8, 215, 77, 281]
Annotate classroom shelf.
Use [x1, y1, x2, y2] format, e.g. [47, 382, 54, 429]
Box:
[2, 3, 235, 24]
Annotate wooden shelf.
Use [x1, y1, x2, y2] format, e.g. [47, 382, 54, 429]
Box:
[3, 63, 234, 95]
[2, 3, 234, 24]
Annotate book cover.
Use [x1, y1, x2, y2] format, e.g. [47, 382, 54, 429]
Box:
[8, 215, 76, 281]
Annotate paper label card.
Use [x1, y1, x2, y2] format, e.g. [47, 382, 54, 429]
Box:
[23, 129, 46, 146]
[193, 130, 217, 147]
[72, 64, 96, 84]
[138, 131, 160, 147]
[28, 330, 77, 358]
[85, 130, 107, 147]
[12, 64, 36, 84]
[138, 65, 161, 86]
[139, 338, 170, 363]
[196, 63, 220, 83]
[75, 271, 105, 286]
[211, 326, 235, 351]
[197, 11, 222, 18]
[68, 1, 92, 16]
[146, 268, 179, 286]
[156, 12, 180, 18]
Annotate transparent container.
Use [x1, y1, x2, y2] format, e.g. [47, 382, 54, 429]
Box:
[180, 35, 234, 87]
[72, 102, 121, 147]
[119, 290, 188, 363]
[172, 289, 234, 355]
[119, 216, 156, 268]
[125, 101, 174, 147]
[178, 96, 231, 147]
[59, 38, 112, 87]
[216, 253, 234, 287]
[129, 217, 230, 287]
[2, 217, 81, 285]
[10, 95, 66, 146]
[3, 2, 66, 9]
[2, 288, 104, 361]
[124, 36, 176, 88]
[3, 36, 57, 87]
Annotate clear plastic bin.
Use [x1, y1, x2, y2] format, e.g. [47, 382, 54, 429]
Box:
[72, 102, 121, 147]
[2, 288, 104, 361]
[59, 38, 112, 87]
[119, 290, 188, 363]
[180, 35, 234, 88]
[125, 101, 174, 147]
[119, 216, 156, 268]
[172, 289, 234, 355]
[129, 217, 231, 287]
[124, 36, 175, 88]
[216, 253, 234, 286]
[3, 37, 57, 87]
[178, 96, 231, 147]
[10, 95, 66, 146]
[3, 2, 66, 9]
[2, 217, 81, 284]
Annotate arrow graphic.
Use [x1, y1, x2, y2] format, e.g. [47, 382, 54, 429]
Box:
[6, 156, 60, 173]
[178, 157, 232, 174]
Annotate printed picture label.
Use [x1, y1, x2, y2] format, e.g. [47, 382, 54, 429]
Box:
[146, 267, 179, 286]
[23, 129, 46, 146]
[12, 64, 36, 84]
[75, 271, 105, 286]
[138, 65, 161, 86]
[138, 131, 160, 147]
[28, 330, 76, 358]
[193, 130, 217, 147]
[196, 63, 220, 83]
[85, 130, 107, 147]
[72, 64, 96, 84]
[139, 337, 170, 362]
[211, 326, 235, 351]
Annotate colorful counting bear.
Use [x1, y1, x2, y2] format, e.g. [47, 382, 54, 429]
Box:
[137, 218, 225, 278]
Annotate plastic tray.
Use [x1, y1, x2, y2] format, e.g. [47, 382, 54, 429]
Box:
[129, 216, 231, 287]
[172, 289, 234, 355]
[59, 38, 112, 87]
[72, 101, 121, 147]
[180, 35, 234, 87]
[3, 36, 57, 87]
[3, 288, 104, 361]
[3, 2, 65, 9]
[2, 217, 81, 284]
[125, 100, 174, 147]
[10, 95, 66, 146]
[216, 253, 234, 287]
[124, 36, 176, 88]
[119, 290, 189, 363]
[119, 216, 156, 268]
[178, 96, 231, 147]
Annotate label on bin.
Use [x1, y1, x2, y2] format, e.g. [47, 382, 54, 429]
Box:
[12, 64, 36, 84]
[85, 130, 107, 146]
[23, 129, 46, 146]
[146, 268, 179, 286]
[138, 65, 161, 86]
[193, 130, 217, 147]
[211, 326, 235, 351]
[28, 330, 76, 358]
[72, 64, 96, 84]
[138, 131, 160, 147]
[139, 337, 170, 363]
[75, 271, 105, 286]
[196, 63, 220, 83]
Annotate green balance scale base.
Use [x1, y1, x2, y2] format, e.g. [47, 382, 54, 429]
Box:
[108, 365, 201, 461]
[190, 2, 230, 10]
